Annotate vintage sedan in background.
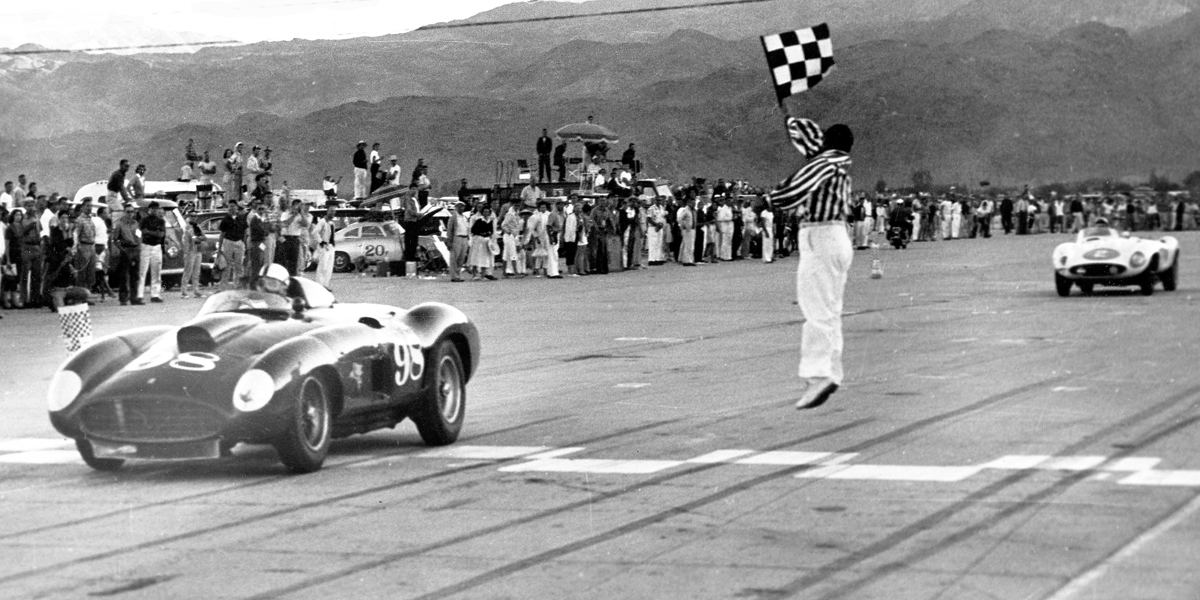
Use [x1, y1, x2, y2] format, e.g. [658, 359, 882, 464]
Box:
[1052, 219, 1180, 296]
[47, 274, 480, 473]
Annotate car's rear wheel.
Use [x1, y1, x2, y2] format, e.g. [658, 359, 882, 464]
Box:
[274, 375, 332, 473]
[333, 251, 351, 273]
[1161, 254, 1179, 291]
[75, 438, 124, 471]
[412, 340, 465, 446]
[1055, 273, 1072, 297]
[1077, 282, 1093, 295]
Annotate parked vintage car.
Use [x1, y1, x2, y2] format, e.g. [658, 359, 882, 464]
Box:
[48, 271, 479, 473]
[1052, 219, 1180, 296]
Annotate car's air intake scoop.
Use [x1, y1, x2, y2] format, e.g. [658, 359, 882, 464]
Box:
[177, 326, 217, 354]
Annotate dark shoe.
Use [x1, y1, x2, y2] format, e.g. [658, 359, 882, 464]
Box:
[484, 274, 498, 281]
[150, 297, 164, 303]
[450, 278, 464, 283]
[549, 275, 563, 279]
[131, 299, 146, 306]
[796, 379, 839, 410]
[120, 301, 129, 306]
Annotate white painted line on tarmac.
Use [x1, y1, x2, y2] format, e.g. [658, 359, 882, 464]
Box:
[614, 337, 684, 343]
[798, 465, 983, 482]
[499, 458, 683, 474]
[615, 383, 651, 388]
[1118, 470, 1200, 487]
[417, 445, 551, 460]
[0, 438, 73, 452]
[1045, 491, 1200, 600]
[1101, 457, 1162, 472]
[686, 450, 756, 463]
[736, 451, 857, 466]
[524, 448, 585, 460]
[1052, 386, 1088, 392]
[1037, 456, 1109, 471]
[985, 455, 1049, 470]
[0, 450, 83, 465]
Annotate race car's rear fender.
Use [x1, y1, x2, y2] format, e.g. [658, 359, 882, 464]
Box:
[402, 302, 480, 382]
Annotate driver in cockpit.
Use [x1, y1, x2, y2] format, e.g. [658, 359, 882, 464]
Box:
[255, 263, 295, 298]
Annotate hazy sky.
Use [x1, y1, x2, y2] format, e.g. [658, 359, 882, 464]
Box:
[0, 0, 589, 52]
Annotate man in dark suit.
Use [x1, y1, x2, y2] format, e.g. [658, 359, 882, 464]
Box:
[536, 129, 553, 183]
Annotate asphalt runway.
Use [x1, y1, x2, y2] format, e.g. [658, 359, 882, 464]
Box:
[1, 230, 1198, 600]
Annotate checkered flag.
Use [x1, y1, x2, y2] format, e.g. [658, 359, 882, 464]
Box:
[57, 303, 94, 353]
[761, 23, 835, 104]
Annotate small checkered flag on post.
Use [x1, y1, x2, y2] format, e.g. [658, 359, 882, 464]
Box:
[760, 23, 835, 104]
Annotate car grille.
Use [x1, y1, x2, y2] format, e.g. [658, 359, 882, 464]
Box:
[1071, 263, 1125, 277]
[81, 398, 225, 442]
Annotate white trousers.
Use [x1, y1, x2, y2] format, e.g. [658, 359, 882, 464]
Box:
[762, 231, 774, 262]
[546, 242, 560, 277]
[911, 213, 921, 240]
[137, 244, 163, 299]
[950, 213, 962, 239]
[354, 167, 369, 199]
[796, 224, 852, 384]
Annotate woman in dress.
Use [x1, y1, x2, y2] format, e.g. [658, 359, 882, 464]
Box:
[467, 205, 498, 280]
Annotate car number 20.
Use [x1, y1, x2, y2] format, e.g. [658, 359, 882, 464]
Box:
[364, 245, 387, 257]
[392, 341, 425, 385]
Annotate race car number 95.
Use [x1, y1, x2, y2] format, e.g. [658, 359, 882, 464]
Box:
[392, 342, 425, 385]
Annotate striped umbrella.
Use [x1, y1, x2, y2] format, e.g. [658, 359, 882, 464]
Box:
[554, 122, 619, 143]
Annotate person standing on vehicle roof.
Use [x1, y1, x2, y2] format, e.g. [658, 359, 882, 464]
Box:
[369, 142, 384, 194]
[553, 141, 567, 183]
[536, 129, 553, 183]
[352, 141, 369, 201]
[229, 143, 245, 204]
[106, 160, 131, 216]
[388, 156, 403, 187]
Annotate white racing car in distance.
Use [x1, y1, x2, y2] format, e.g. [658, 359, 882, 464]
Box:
[1052, 219, 1180, 296]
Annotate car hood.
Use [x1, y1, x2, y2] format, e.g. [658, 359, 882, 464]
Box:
[83, 313, 318, 404]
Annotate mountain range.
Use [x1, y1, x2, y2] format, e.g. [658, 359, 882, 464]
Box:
[2, 0, 1200, 195]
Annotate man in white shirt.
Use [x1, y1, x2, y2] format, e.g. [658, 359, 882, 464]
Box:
[388, 155, 403, 187]
[278, 199, 312, 276]
[715, 198, 734, 261]
[0, 181, 13, 211]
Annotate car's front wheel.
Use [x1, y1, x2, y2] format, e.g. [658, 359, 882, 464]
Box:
[1055, 273, 1072, 297]
[75, 438, 124, 471]
[411, 340, 466, 446]
[274, 375, 333, 473]
[1139, 269, 1156, 296]
[1161, 254, 1179, 292]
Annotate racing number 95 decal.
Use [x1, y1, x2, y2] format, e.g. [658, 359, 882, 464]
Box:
[392, 342, 425, 385]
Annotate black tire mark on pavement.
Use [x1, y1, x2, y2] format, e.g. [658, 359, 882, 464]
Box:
[0, 416, 568, 543]
[241, 419, 873, 600]
[784, 385, 1200, 600]
[249, 374, 1071, 600]
[0, 417, 684, 589]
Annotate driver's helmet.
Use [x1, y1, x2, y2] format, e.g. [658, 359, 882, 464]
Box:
[1092, 217, 1109, 227]
[255, 263, 290, 296]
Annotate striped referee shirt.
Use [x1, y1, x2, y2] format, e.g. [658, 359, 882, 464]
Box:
[769, 117, 852, 223]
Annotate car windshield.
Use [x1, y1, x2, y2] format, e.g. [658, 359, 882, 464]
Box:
[1081, 227, 1115, 238]
[198, 291, 292, 315]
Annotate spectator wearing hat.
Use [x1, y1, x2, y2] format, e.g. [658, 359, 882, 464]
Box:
[352, 141, 369, 200]
[368, 143, 383, 194]
[466, 204, 498, 281]
[136, 201, 167, 303]
[278, 198, 311, 276]
[111, 202, 141, 304]
[501, 202, 526, 277]
[446, 200, 470, 282]
[245, 146, 263, 192]
[246, 201, 271, 287]
[388, 156, 403, 187]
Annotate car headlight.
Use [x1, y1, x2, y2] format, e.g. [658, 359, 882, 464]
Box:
[1130, 251, 1146, 268]
[233, 369, 275, 412]
[48, 370, 82, 412]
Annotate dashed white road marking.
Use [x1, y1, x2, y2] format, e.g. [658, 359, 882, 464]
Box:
[1052, 386, 1088, 392]
[1, 439, 1196, 488]
[799, 464, 983, 482]
[500, 458, 682, 474]
[0, 450, 82, 465]
[0, 438, 73, 452]
[687, 450, 756, 463]
[614, 383, 651, 388]
[614, 337, 685, 343]
[417, 445, 551, 460]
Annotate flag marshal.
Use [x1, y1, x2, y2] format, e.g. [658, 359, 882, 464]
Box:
[760, 23, 835, 104]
